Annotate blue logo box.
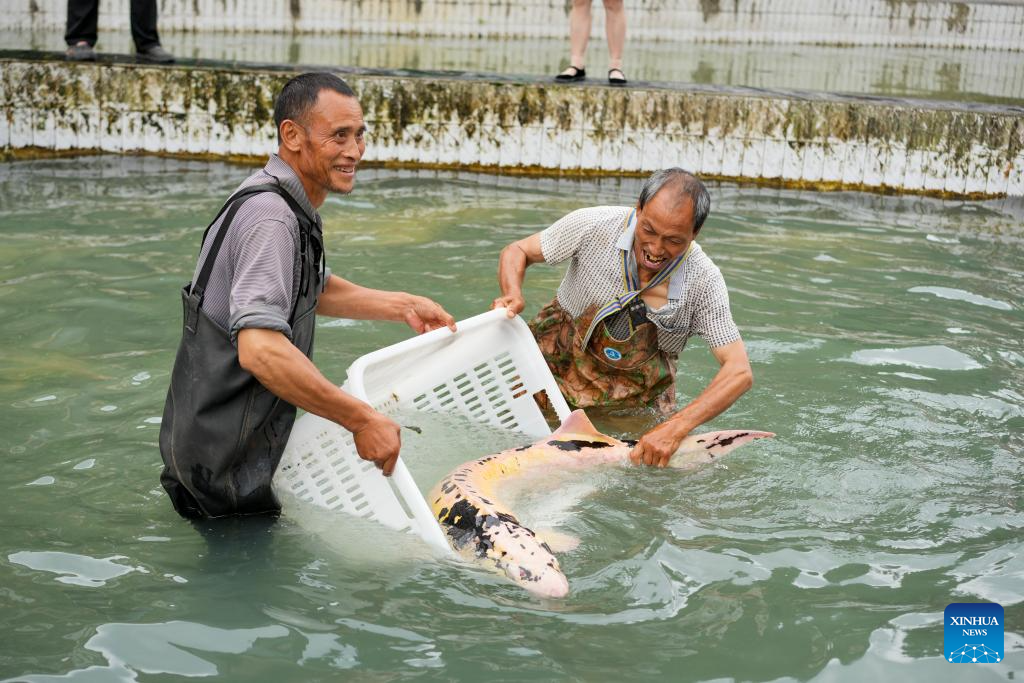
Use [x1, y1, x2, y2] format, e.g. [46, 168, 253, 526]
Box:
[944, 602, 1003, 663]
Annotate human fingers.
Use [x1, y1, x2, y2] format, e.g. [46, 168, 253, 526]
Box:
[490, 296, 516, 317]
[381, 452, 399, 477]
[403, 307, 427, 334]
[415, 299, 457, 333]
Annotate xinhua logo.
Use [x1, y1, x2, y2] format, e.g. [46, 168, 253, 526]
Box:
[944, 602, 1003, 663]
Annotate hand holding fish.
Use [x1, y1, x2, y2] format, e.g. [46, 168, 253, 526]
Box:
[351, 411, 402, 476]
[430, 409, 773, 597]
[629, 419, 691, 468]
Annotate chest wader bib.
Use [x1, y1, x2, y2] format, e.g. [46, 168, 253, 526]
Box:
[529, 211, 692, 415]
[159, 184, 323, 519]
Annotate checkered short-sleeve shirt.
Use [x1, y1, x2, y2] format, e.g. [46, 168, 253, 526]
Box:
[538, 206, 741, 355]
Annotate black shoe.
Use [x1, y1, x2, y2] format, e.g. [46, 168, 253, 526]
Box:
[555, 66, 586, 82]
[65, 41, 96, 62]
[136, 44, 175, 64]
[608, 68, 627, 87]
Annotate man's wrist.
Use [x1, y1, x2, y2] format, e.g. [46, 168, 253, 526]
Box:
[334, 397, 377, 433]
[666, 414, 697, 441]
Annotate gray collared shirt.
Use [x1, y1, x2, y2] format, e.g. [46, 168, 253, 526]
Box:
[190, 154, 328, 345]
[539, 205, 741, 355]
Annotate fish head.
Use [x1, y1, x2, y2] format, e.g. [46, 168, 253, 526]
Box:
[499, 550, 570, 599]
[487, 521, 570, 598]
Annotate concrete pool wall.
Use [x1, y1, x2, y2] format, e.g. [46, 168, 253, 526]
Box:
[2, 54, 1022, 198]
[6, 0, 1024, 49]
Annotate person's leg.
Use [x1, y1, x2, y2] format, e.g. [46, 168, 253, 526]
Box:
[556, 0, 592, 79]
[129, 0, 160, 50]
[603, 0, 626, 84]
[603, 0, 625, 71]
[569, 0, 592, 70]
[64, 0, 99, 47]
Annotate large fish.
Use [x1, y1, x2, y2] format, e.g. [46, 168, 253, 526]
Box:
[428, 410, 773, 598]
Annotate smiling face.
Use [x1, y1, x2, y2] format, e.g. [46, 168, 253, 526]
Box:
[280, 89, 366, 206]
[632, 186, 696, 279]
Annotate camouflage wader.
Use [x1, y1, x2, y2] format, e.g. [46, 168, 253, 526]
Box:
[529, 299, 677, 416]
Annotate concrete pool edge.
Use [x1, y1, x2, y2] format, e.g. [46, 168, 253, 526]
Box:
[2, 52, 1022, 199]
[7, 0, 1024, 50]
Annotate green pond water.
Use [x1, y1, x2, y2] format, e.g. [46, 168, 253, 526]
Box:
[0, 156, 1022, 682]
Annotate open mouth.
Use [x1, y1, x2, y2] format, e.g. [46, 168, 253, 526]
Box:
[641, 248, 667, 269]
[333, 165, 356, 175]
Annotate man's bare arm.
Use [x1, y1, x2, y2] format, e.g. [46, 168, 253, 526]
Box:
[236, 327, 402, 475]
[316, 274, 456, 333]
[630, 339, 754, 467]
[492, 232, 545, 317]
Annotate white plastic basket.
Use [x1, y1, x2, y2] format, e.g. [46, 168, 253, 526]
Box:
[273, 309, 571, 553]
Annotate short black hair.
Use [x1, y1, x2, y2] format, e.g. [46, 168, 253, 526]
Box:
[273, 72, 357, 144]
[637, 168, 711, 234]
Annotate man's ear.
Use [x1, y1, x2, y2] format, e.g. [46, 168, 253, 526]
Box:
[279, 119, 305, 153]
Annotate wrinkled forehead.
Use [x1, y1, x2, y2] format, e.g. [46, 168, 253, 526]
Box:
[307, 90, 364, 127]
[639, 189, 696, 236]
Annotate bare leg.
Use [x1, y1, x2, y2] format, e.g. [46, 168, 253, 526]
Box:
[568, 0, 592, 70]
[603, 0, 626, 72]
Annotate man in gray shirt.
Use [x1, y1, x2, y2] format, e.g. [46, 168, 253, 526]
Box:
[159, 72, 455, 519]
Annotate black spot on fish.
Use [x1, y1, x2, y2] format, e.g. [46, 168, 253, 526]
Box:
[697, 439, 705, 444]
[540, 542, 553, 554]
[715, 432, 749, 448]
[441, 499, 480, 531]
[623, 439, 637, 447]
[514, 445, 530, 451]
[437, 507, 449, 520]
[497, 511, 520, 525]
[547, 439, 613, 451]
[441, 482, 455, 494]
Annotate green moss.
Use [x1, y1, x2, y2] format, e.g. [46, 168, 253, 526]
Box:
[3, 57, 1019, 200]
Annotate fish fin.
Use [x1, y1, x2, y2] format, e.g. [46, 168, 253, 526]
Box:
[668, 430, 774, 469]
[551, 409, 602, 438]
[534, 528, 581, 553]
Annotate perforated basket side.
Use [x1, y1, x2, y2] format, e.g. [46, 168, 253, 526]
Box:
[349, 311, 570, 437]
[407, 349, 549, 436]
[275, 414, 415, 532]
[275, 310, 569, 555]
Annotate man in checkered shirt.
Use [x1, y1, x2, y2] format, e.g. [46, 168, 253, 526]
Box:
[493, 169, 753, 468]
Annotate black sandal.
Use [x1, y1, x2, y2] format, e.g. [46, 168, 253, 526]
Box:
[608, 68, 627, 86]
[555, 66, 586, 82]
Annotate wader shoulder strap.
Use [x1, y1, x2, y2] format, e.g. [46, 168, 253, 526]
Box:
[191, 183, 314, 296]
[186, 183, 315, 331]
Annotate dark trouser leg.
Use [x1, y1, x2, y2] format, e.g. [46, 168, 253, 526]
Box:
[65, 0, 99, 46]
[130, 0, 161, 51]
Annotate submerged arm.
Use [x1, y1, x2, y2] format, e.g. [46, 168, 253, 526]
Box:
[630, 339, 754, 467]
